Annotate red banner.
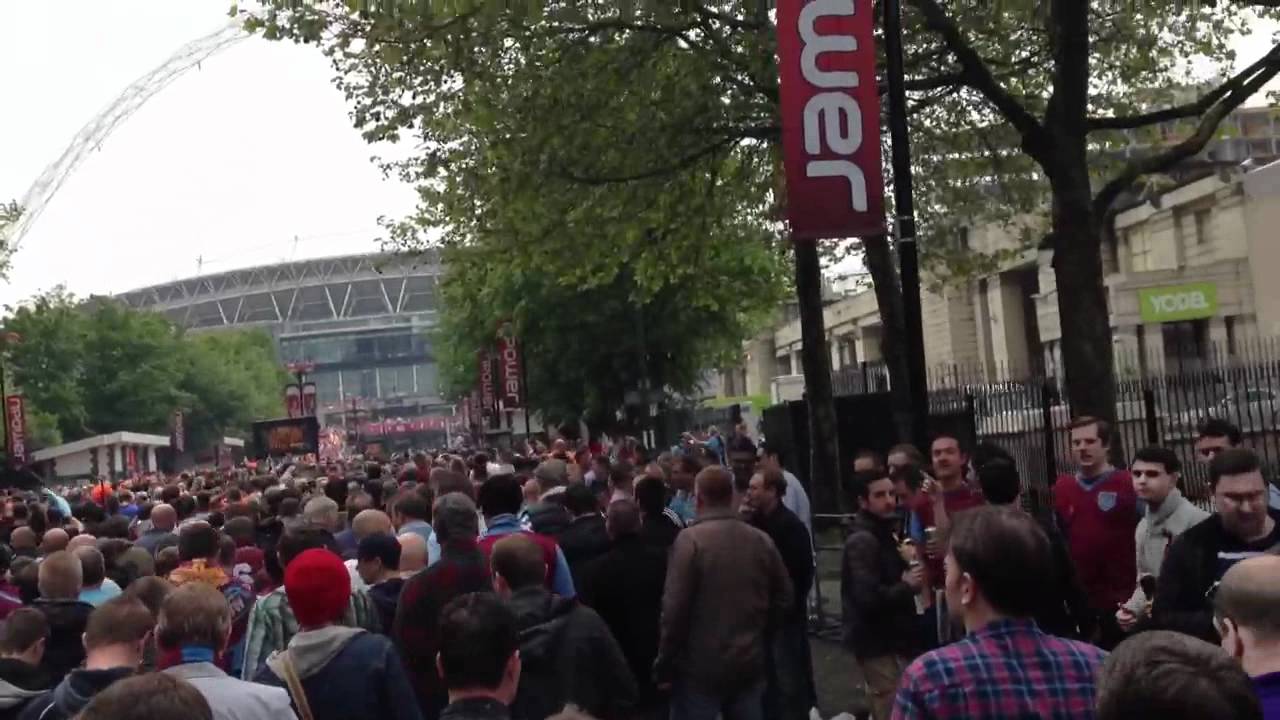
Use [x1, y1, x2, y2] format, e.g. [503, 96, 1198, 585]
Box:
[301, 382, 318, 417]
[777, 0, 884, 239]
[171, 410, 185, 454]
[5, 396, 26, 467]
[497, 327, 524, 410]
[285, 384, 302, 419]
[478, 352, 496, 419]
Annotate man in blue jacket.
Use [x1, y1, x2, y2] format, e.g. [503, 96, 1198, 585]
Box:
[256, 549, 421, 720]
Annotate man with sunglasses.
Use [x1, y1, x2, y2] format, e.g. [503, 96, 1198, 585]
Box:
[1196, 418, 1280, 510]
[1152, 448, 1280, 642]
[1116, 447, 1208, 633]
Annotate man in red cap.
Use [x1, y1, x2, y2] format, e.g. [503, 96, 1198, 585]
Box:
[255, 549, 421, 720]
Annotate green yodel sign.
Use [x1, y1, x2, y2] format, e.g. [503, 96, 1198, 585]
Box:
[1138, 282, 1218, 323]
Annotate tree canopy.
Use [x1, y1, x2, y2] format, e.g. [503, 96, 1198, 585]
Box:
[2, 288, 287, 451]
[240, 0, 1280, 426]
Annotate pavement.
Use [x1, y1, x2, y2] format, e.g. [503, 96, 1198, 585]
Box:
[811, 634, 869, 719]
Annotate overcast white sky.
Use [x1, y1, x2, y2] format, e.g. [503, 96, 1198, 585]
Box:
[0, 1, 419, 309]
[1, 4, 1277, 309]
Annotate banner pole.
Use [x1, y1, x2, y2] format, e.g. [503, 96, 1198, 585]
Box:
[884, 0, 930, 449]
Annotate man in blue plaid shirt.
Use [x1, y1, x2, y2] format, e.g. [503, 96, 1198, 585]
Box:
[892, 506, 1106, 720]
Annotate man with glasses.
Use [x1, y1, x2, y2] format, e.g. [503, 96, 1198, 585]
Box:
[1196, 418, 1280, 510]
[1152, 448, 1280, 642]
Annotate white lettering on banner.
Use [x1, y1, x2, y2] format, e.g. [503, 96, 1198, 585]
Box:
[1149, 290, 1210, 315]
[798, 0, 868, 213]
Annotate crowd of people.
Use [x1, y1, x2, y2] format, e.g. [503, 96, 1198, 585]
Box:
[841, 416, 1280, 720]
[0, 415, 1272, 720]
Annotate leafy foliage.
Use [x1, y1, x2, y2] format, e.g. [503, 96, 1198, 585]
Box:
[2, 289, 288, 451]
[239, 0, 1280, 422]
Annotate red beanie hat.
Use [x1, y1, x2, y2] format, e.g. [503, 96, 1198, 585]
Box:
[284, 549, 350, 628]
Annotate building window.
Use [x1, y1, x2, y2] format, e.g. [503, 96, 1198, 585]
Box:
[1194, 209, 1211, 245]
[778, 354, 793, 376]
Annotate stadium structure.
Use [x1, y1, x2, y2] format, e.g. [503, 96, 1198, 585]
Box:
[116, 252, 452, 444]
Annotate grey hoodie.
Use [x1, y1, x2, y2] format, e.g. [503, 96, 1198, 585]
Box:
[265, 626, 365, 680]
[1122, 488, 1210, 616]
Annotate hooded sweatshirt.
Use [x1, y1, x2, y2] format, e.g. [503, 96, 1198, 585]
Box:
[18, 667, 134, 720]
[257, 627, 421, 720]
[508, 586, 637, 720]
[1122, 488, 1209, 617]
[0, 659, 49, 720]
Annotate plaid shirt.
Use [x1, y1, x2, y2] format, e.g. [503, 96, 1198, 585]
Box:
[393, 537, 493, 719]
[892, 618, 1106, 720]
[240, 584, 381, 679]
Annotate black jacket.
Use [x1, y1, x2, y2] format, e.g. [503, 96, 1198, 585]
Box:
[526, 502, 572, 538]
[556, 515, 611, 585]
[31, 600, 94, 684]
[439, 698, 510, 720]
[753, 504, 814, 623]
[19, 667, 134, 720]
[367, 577, 405, 636]
[840, 511, 919, 660]
[1152, 509, 1280, 642]
[638, 514, 680, 550]
[1033, 511, 1096, 641]
[578, 534, 669, 706]
[508, 586, 638, 720]
[0, 659, 49, 720]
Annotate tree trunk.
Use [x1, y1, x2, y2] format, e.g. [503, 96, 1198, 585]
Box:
[1050, 184, 1118, 427]
[794, 240, 844, 513]
[862, 234, 914, 441]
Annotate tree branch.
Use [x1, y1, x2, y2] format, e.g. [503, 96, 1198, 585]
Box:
[1093, 48, 1280, 216]
[554, 137, 740, 186]
[1087, 44, 1280, 131]
[908, 0, 1049, 161]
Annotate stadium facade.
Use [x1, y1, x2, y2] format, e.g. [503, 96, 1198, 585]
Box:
[116, 252, 450, 435]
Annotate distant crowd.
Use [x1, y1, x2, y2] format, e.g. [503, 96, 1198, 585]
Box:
[0, 417, 1273, 720]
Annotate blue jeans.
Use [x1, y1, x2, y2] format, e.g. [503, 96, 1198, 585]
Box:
[670, 678, 765, 720]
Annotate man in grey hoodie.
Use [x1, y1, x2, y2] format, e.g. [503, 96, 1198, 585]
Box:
[19, 597, 154, 720]
[1117, 446, 1210, 632]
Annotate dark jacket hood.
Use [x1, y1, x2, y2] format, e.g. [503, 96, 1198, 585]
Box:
[32, 600, 93, 630]
[508, 587, 574, 665]
[0, 659, 48, 709]
[51, 667, 134, 716]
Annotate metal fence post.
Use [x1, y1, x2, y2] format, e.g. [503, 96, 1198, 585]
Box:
[1143, 387, 1160, 445]
[1041, 380, 1057, 489]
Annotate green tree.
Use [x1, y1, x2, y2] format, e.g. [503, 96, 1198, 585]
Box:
[4, 287, 90, 440]
[3, 289, 286, 452]
[240, 0, 1280, 505]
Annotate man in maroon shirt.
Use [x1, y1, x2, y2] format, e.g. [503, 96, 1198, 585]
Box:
[1053, 416, 1137, 650]
[913, 434, 985, 646]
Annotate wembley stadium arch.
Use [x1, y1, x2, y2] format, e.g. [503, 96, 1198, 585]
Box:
[116, 251, 450, 431]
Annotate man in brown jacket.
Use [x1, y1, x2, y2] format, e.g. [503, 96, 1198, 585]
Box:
[655, 466, 793, 720]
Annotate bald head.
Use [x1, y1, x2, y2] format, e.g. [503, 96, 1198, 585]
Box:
[10, 527, 35, 552]
[352, 510, 393, 541]
[1217, 555, 1280, 642]
[694, 466, 735, 509]
[67, 534, 98, 551]
[151, 504, 176, 531]
[40, 529, 69, 555]
[397, 533, 428, 575]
